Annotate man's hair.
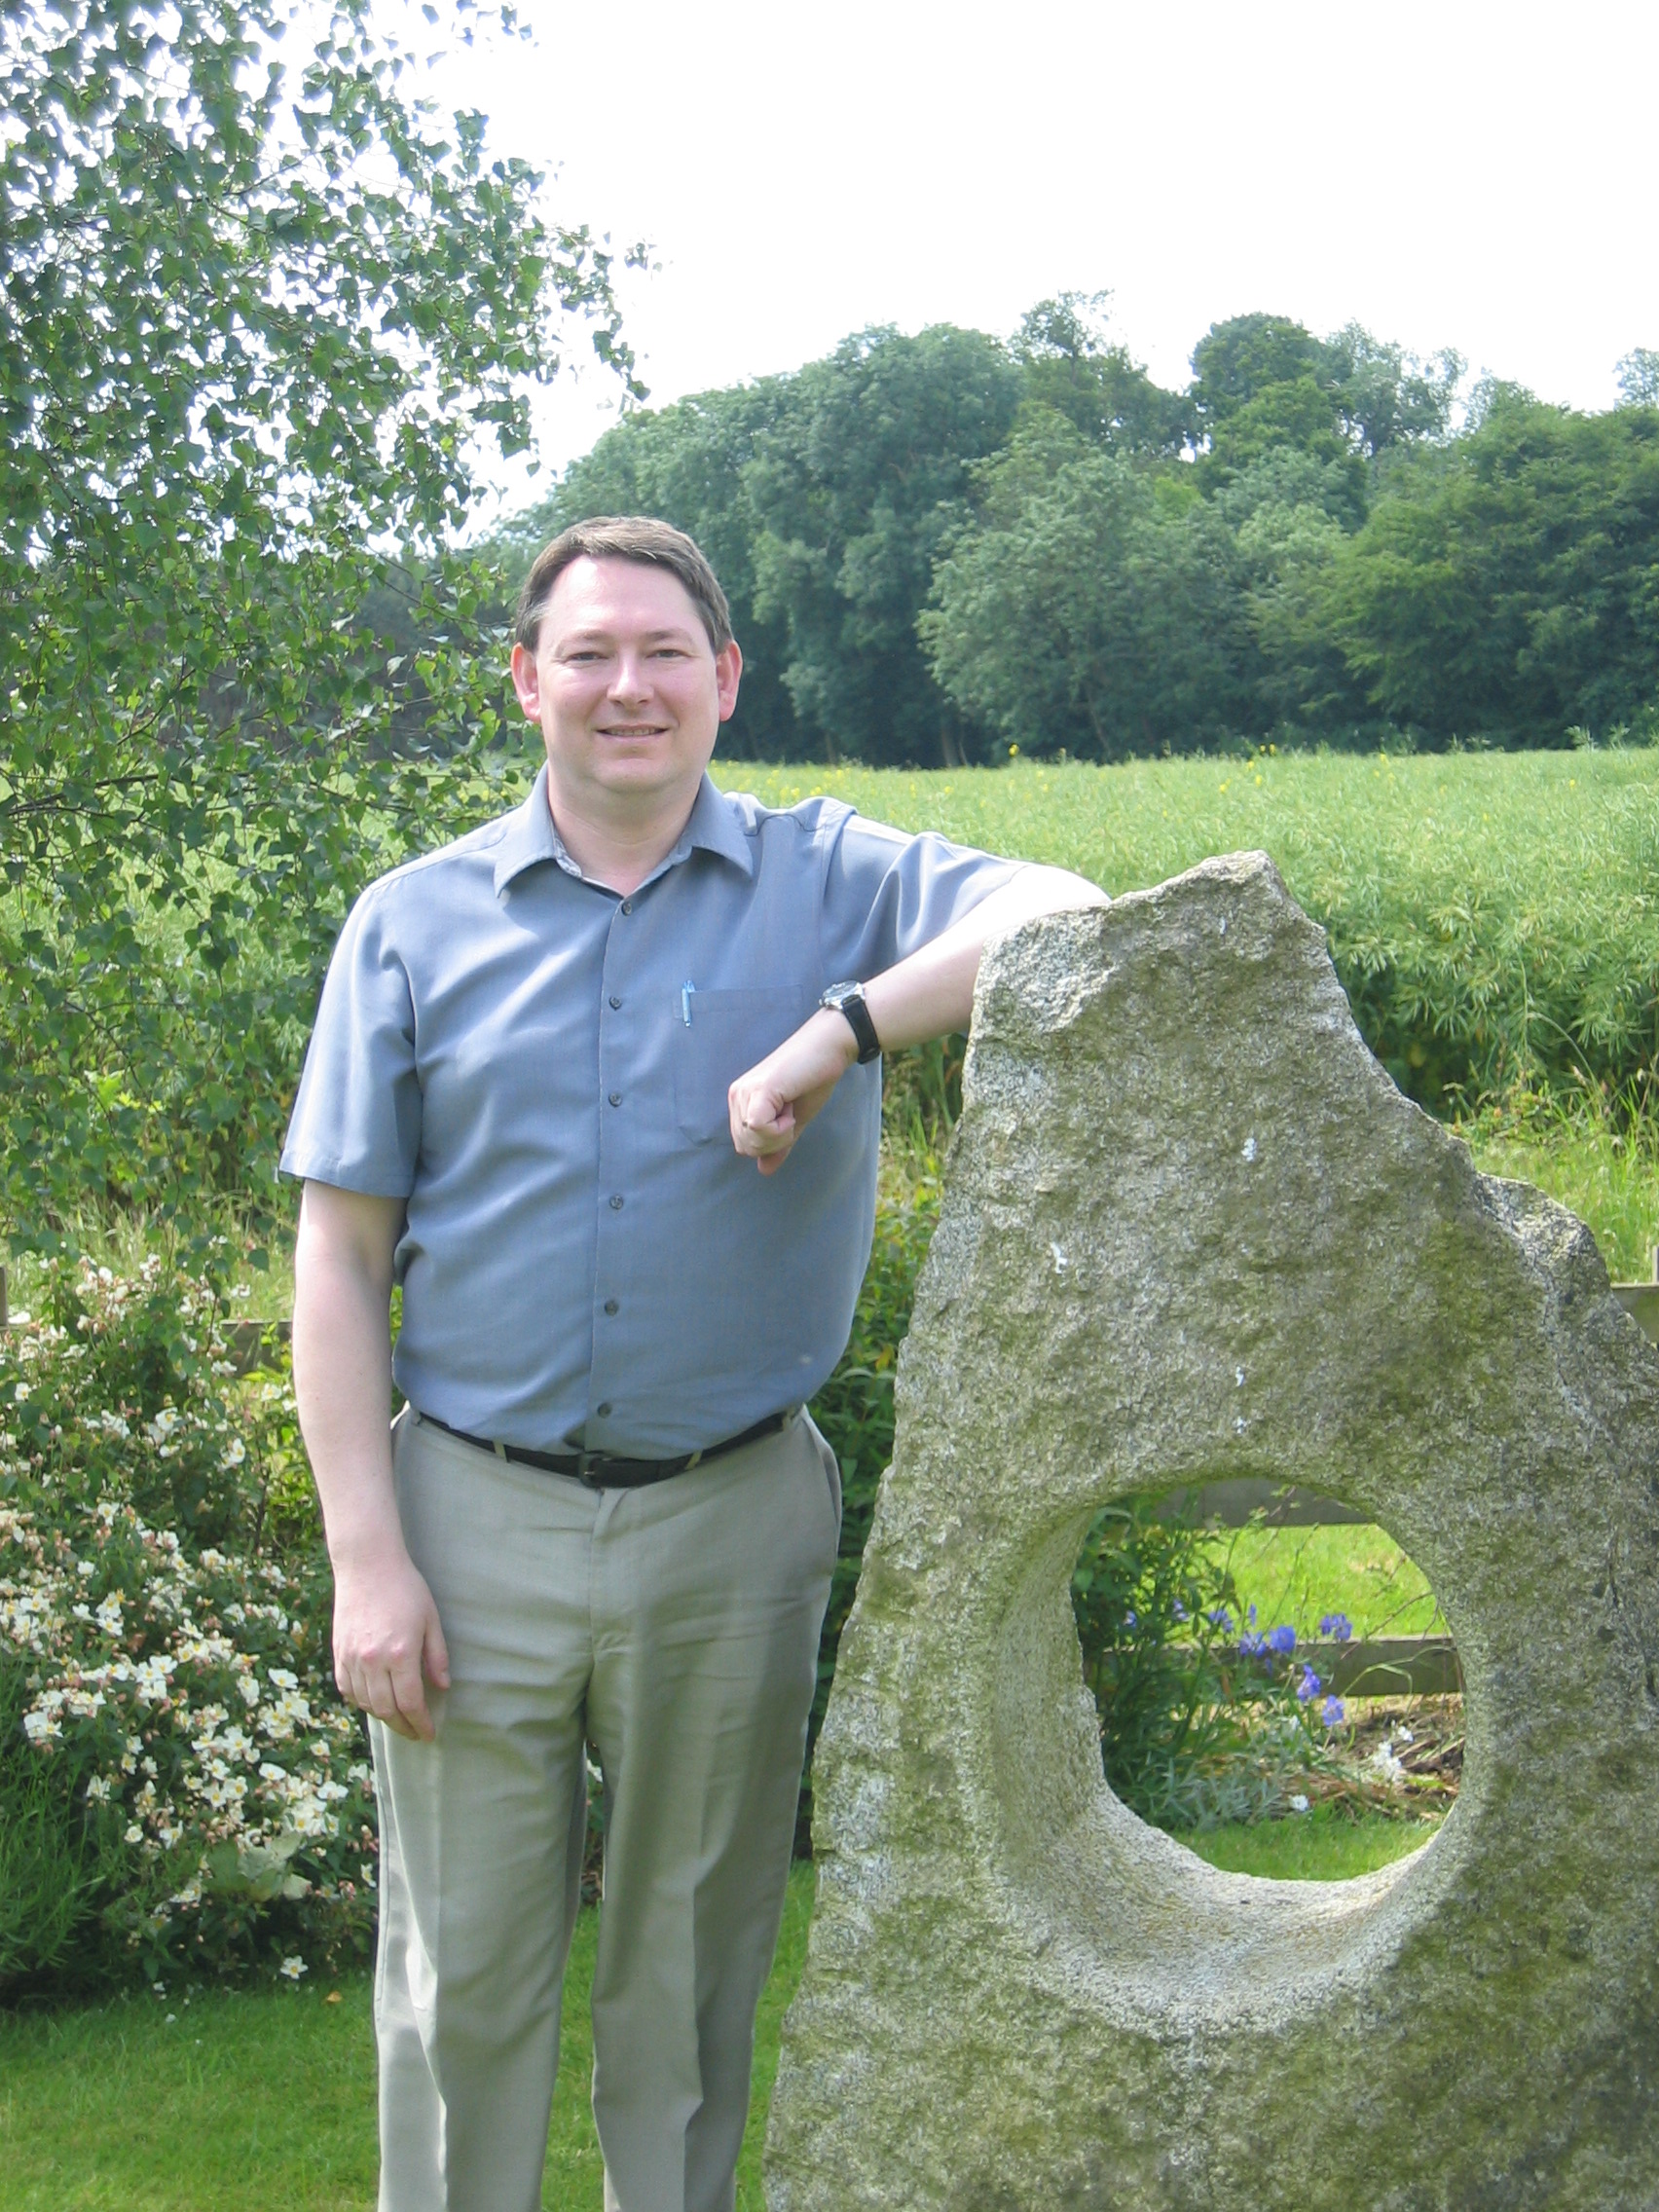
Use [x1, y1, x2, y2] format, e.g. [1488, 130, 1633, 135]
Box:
[514, 516, 734, 655]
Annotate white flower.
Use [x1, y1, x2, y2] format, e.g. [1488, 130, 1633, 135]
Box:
[145, 1408, 180, 1445]
[222, 1439, 245, 1468]
[1371, 1742, 1406, 1786]
[85, 1774, 113, 1801]
[278, 1955, 307, 1981]
[1289, 1793, 1310, 1814]
[94, 1593, 125, 1636]
[267, 1667, 298, 1691]
[238, 1674, 260, 1708]
[125, 1823, 144, 1844]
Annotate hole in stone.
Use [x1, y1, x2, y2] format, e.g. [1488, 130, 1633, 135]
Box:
[1071, 1479, 1461, 1882]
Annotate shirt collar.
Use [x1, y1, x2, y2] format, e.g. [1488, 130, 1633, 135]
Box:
[494, 764, 755, 895]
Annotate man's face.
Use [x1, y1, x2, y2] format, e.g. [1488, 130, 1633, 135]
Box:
[509, 556, 741, 813]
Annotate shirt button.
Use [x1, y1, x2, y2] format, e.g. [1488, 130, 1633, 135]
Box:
[609, 1194, 624, 1210]
[620, 899, 634, 914]
[603, 1298, 619, 1315]
[597, 1401, 613, 1418]
[608, 994, 622, 1010]
[608, 1091, 622, 1107]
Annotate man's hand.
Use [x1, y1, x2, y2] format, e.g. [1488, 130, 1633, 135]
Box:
[728, 1008, 860, 1175]
[330, 1543, 451, 1743]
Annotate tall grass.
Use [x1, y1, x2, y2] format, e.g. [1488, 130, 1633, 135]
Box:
[1456, 1081, 1659, 1281]
[719, 749, 1659, 1113]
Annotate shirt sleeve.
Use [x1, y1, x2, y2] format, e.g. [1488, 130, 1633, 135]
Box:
[278, 884, 422, 1196]
[819, 811, 1024, 981]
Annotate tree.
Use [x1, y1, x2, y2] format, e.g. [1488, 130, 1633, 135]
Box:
[1219, 453, 1369, 730]
[921, 418, 1260, 758]
[0, 0, 635, 1247]
[1321, 393, 1659, 743]
[1325, 323, 1461, 458]
[744, 324, 1023, 766]
[1617, 349, 1659, 409]
[1191, 314, 1459, 514]
[1190, 313, 1338, 431]
[1011, 292, 1192, 457]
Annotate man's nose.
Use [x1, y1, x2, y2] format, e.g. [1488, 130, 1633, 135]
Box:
[608, 653, 652, 704]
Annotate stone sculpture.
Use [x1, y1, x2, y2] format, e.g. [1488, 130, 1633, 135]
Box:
[766, 854, 1659, 2211]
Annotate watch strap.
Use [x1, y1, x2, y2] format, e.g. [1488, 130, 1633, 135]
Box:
[821, 980, 882, 1064]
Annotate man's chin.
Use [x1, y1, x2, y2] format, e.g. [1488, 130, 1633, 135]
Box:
[598, 738, 713, 781]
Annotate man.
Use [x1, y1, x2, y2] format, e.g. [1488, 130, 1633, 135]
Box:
[284, 515, 1104, 2212]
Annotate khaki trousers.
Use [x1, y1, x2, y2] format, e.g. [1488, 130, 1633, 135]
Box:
[372, 1406, 840, 2212]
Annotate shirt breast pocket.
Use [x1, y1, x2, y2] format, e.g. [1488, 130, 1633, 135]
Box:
[672, 985, 816, 1145]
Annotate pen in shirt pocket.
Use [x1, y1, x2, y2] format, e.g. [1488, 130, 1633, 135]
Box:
[681, 980, 695, 1025]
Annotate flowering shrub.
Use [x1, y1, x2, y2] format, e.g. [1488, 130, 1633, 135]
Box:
[1073, 1502, 1350, 1830]
[0, 1258, 371, 1995]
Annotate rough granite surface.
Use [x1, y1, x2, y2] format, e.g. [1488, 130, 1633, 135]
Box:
[765, 855, 1659, 2212]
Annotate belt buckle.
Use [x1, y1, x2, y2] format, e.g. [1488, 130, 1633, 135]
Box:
[575, 1448, 607, 1491]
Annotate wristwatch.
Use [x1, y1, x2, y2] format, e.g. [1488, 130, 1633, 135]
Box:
[820, 979, 883, 1064]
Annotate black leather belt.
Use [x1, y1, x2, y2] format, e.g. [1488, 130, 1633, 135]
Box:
[418, 1407, 797, 1490]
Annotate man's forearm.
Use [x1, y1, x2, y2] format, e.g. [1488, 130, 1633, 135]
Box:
[727, 864, 1106, 1172]
[861, 864, 1107, 1051]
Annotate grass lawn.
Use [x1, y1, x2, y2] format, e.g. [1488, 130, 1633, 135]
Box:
[0, 1814, 1434, 2207]
[1177, 1807, 1441, 1881]
[0, 1869, 815, 2212]
[1212, 1522, 1446, 1641]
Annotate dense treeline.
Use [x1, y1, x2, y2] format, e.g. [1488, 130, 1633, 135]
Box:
[495, 304, 1659, 767]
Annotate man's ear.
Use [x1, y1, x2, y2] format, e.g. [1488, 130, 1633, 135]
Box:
[715, 639, 743, 723]
[509, 641, 542, 721]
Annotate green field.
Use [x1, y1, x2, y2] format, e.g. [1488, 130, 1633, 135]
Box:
[719, 747, 1659, 1129]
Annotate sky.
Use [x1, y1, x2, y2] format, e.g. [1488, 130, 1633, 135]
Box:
[419, 0, 1659, 518]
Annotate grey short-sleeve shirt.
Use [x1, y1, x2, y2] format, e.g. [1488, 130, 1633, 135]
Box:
[280, 765, 1019, 1456]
